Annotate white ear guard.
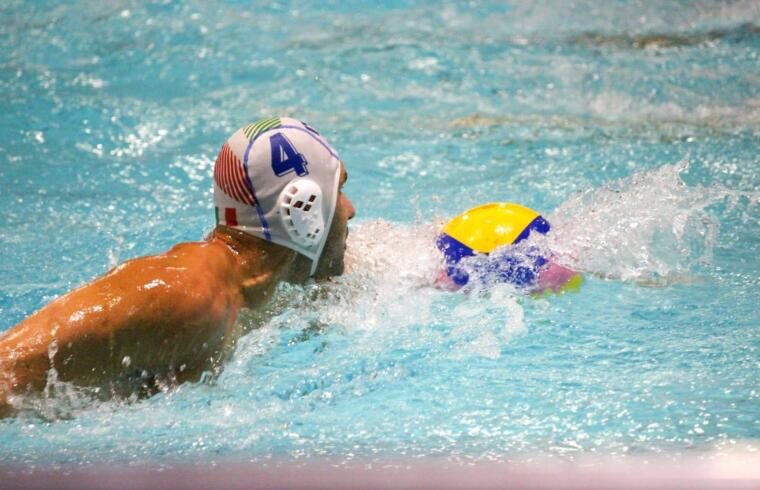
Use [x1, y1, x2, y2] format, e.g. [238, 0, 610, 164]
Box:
[278, 178, 326, 248]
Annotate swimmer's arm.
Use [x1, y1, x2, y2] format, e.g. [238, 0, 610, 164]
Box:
[0, 245, 242, 406]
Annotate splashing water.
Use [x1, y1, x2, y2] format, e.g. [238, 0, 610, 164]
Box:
[226, 159, 747, 378]
[338, 161, 747, 294]
[547, 160, 756, 284]
[229, 160, 750, 374]
[228, 220, 527, 365]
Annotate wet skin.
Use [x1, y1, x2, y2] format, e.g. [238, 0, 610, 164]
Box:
[0, 166, 354, 417]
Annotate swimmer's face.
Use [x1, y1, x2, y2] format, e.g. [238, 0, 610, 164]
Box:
[312, 163, 355, 279]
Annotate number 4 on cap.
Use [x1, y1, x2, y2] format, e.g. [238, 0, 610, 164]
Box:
[270, 133, 309, 177]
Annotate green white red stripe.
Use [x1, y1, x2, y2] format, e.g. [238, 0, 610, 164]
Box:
[243, 117, 281, 139]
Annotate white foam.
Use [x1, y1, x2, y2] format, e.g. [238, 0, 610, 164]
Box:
[230, 158, 755, 363]
[548, 160, 758, 283]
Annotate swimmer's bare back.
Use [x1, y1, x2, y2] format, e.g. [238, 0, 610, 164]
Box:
[0, 227, 295, 417]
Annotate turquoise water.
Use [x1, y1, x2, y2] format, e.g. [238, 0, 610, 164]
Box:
[1, 0, 758, 467]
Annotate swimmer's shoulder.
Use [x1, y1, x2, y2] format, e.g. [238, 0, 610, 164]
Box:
[83, 239, 242, 328]
[103, 239, 236, 281]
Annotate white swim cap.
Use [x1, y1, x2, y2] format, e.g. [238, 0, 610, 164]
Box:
[213, 117, 342, 275]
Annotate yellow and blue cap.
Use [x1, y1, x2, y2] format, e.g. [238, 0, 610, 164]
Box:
[436, 203, 551, 288]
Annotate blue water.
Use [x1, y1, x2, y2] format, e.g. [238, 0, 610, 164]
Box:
[1, 0, 758, 467]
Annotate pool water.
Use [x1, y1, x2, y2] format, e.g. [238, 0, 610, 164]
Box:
[0, 0, 758, 467]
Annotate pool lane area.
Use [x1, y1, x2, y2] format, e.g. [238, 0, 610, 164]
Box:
[0, 0, 758, 482]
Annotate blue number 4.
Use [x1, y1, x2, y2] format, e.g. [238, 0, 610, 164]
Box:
[270, 133, 308, 177]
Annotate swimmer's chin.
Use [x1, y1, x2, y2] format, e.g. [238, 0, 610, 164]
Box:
[311, 241, 350, 280]
[310, 258, 346, 281]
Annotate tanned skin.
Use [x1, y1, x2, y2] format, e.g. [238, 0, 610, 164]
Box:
[0, 167, 354, 418]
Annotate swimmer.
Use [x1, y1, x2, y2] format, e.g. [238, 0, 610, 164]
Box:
[0, 117, 355, 418]
[436, 203, 582, 294]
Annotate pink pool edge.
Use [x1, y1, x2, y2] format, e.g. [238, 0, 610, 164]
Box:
[3, 452, 759, 490]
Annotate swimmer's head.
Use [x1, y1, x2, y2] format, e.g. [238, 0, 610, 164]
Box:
[436, 202, 551, 289]
[213, 117, 352, 277]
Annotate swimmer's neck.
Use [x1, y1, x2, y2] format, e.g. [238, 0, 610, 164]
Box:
[208, 225, 308, 308]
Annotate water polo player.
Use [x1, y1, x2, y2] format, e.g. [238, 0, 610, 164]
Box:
[0, 117, 355, 417]
[436, 203, 582, 294]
